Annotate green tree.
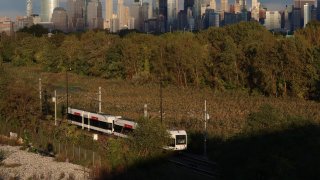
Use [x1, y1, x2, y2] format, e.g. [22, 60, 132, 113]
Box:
[18, 24, 49, 37]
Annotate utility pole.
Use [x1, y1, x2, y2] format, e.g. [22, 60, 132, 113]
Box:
[66, 70, 68, 115]
[160, 79, 163, 124]
[66, 68, 71, 115]
[204, 100, 207, 157]
[98, 87, 102, 113]
[39, 78, 42, 114]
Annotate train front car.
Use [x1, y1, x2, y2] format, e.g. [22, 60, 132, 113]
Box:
[165, 130, 188, 151]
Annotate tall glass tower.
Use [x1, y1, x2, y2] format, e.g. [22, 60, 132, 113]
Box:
[41, 0, 59, 22]
[167, 0, 177, 30]
[104, 0, 113, 29]
[26, 0, 33, 17]
[221, 0, 228, 12]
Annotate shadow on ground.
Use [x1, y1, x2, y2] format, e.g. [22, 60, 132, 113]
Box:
[209, 123, 320, 180]
[95, 122, 320, 180]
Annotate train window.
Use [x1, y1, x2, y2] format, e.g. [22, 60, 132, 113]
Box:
[67, 114, 73, 120]
[89, 120, 112, 130]
[90, 119, 100, 128]
[106, 123, 112, 130]
[114, 125, 123, 133]
[176, 135, 186, 145]
[68, 114, 82, 123]
[122, 128, 133, 135]
[84, 118, 88, 125]
[169, 138, 175, 147]
[75, 115, 82, 123]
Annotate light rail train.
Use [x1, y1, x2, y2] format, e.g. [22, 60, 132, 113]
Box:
[67, 108, 187, 150]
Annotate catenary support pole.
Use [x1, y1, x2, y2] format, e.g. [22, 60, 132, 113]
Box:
[160, 79, 163, 124]
[204, 100, 207, 157]
[54, 90, 57, 126]
[39, 78, 42, 114]
[99, 87, 101, 113]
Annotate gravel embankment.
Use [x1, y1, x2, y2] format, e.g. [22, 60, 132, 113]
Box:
[0, 145, 90, 180]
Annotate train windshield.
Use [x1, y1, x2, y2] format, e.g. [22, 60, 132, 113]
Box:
[176, 135, 187, 145]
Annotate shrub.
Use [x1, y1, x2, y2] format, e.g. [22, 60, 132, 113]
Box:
[245, 104, 284, 132]
[130, 118, 170, 158]
[0, 150, 6, 162]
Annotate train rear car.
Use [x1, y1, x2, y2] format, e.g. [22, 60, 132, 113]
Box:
[67, 108, 118, 135]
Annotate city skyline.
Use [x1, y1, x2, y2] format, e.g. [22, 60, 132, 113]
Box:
[0, 0, 293, 19]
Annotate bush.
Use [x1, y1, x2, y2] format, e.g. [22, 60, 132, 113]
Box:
[245, 104, 284, 132]
[130, 118, 170, 158]
[244, 104, 312, 133]
[0, 150, 6, 162]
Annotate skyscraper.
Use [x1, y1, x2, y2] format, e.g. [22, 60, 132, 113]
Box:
[204, 9, 219, 28]
[221, 0, 228, 12]
[317, 0, 320, 20]
[210, 0, 217, 10]
[26, 0, 33, 17]
[292, 8, 302, 30]
[304, 3, 311, 27]
[284, 5, 293, 30]
[41, 0, 59, 22]
[251, 0, 260, 21]
[104, 0, 113, 29]
[294, 0, 315, 8]
[67, 0, 85, 31]
[87, 0, 103, 29]
[149, 0, 154, 18]
[184, 0, 194, 11]
[117, 0, 124, 28]
[264, 11, 281, 30]
[239, 0, 246, 11]
[52, 7, 68, 32]
[294, 0, 315, 21]
[167, 0, 177, 30]
[158, 0, 168, 32]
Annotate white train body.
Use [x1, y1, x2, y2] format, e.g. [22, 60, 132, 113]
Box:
[67, 108, 187, 151]
[164, 130, 188, 151]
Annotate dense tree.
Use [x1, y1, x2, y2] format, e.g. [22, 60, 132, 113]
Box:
[2, 21, 320, 99]
[18, 24, 49, 37]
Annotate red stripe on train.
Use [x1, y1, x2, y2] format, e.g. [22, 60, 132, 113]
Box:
[91, 116, 98, 120]
[124, 124, 133, 129]
[74, 112, 81, 116]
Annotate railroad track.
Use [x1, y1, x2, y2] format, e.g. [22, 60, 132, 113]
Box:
[169, 152, 218, 179]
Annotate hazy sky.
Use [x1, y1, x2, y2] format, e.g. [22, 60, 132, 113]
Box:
[0, 0, 292, 19]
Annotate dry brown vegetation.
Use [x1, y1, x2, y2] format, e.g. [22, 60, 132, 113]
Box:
[4, 65, 320, 139]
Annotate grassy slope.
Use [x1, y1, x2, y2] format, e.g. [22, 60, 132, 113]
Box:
[6, 65, 319, 137]
[4, 65, 320, 179]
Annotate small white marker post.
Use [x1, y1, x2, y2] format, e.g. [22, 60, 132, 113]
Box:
[144, 104, 148, 118]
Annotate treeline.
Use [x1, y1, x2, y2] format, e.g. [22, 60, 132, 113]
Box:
[1, 21, 320, 99]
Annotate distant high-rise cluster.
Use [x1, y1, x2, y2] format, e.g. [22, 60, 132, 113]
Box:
[2, 0, 320, 36]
